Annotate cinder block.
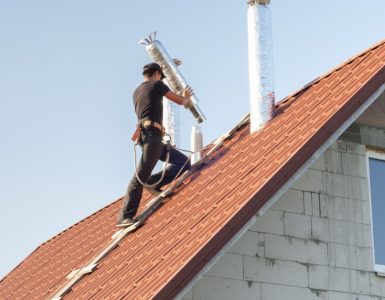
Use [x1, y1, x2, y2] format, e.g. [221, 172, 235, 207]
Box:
[193, 276, 261, 300]
[328, 244, 373, 271]
[311, 154, 325, 171]
[362, 201, 371, 225]
[356, 246, 373, 271]
[309, 265, 329, 290]
[322, 172, 345, 198]
[328, 219, 354, 245]
[341, 152, 367, 178]
[205, 253, 243, 280]
[328, 243, 352, 269]
[264, 234, 328, 265]
[309, 265, 350, 293]
[330, 140, 347, 152]
[284, 212, 311, 239]
[346, 142, 365, 155]
[229, 231, 264, 257]
[353, 199, 364, 224]
[322, 173, 369, 201]
[271, 189, 304, 214]
[244, 256, 308, 287]
[355, 223, 372, 248]
[261, 283, 327, 300]
[312, 193, 321, 217]
[327, 291, 351, 300]
[350, 269, 371, 294]
[328, 267, 350, 293]
[320, 194, 348, 221]
[360, 125, 385, 150]
[351, 295, 379, 300]
[311, 216, 330, 242]
[311, 150, 343, 174]
[320, 194, 368, 224]
[291, 169, 323, 193]
[358, 178, 370, 201]
[305, 192, 313, 215]
[369, 272, 385, 297]
[250, 210, 284, 235]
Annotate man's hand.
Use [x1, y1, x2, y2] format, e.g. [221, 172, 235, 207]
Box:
[182, 86, 194, 99]
[165, 86, 194, 108]
[182, 86, 194, 108]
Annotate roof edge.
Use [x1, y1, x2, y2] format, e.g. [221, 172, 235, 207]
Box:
[0, 196, 123, 283]
[279, 38, 385, 105]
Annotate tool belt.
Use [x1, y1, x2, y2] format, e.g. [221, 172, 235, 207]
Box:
[131, 119, 165, 142]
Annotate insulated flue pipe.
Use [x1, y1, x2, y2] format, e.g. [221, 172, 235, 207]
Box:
[139, 32, 206, 124]
[247, 0, 275, 133]
[163, 78, 180, 146]
[191, 125, 203, 164]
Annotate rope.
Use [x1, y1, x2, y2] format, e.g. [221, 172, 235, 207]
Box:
[172, 155, 191, 183]
[134, 140, 171, 188]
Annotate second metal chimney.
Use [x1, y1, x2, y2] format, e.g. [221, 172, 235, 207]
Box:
[247, 0, 275, 133]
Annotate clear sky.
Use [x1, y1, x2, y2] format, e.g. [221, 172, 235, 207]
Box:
[1, 0, 384, 278]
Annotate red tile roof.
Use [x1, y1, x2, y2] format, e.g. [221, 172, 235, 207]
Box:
[1, 40, 385, 300]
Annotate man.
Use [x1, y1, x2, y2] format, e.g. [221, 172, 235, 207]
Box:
[117, 62, 193, 227]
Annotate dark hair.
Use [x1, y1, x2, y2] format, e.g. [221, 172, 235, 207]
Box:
[142, 69, 158, 77]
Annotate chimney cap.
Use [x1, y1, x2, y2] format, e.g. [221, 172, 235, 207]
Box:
[247, 0, 270, 6]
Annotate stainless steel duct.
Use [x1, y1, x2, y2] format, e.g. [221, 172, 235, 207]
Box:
[247, 0, 275, 133]
[139, 32, 206, 124]
[191, 125, 203, 164]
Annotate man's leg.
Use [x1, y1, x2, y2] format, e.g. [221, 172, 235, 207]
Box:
[149, 144, 191, 189]
[119, 140, 163, 221]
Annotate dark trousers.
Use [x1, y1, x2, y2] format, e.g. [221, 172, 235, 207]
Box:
[120, 127, 191, 219]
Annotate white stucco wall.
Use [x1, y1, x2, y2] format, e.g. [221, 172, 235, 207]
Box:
[181, 139, 385, 300]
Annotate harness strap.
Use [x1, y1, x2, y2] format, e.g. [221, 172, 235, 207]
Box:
[131, 119, 165, 143]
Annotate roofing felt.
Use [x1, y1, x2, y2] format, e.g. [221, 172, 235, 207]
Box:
[1, 39, 385, 300]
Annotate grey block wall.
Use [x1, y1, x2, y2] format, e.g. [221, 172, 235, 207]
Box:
[181, 128, 385, 300]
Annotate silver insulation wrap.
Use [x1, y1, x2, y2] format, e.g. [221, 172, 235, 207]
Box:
[139, 32, 206, 124]
[191, 125, 203, 164]
[247, 2, 275, 133]
[162, 86, 180, 146]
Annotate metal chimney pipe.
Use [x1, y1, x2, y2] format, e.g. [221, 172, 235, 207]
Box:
[139, 32, 206, 124]
[191, 125, 203, 164]
[247, 0, 275, 133]
[162, 93, 180, 146]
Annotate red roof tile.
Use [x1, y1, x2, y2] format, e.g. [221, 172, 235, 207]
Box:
[1, 40, 385, 300]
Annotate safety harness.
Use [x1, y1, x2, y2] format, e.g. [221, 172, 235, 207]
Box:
[131, 119, 165, 143]
[131, 119, 171, 188]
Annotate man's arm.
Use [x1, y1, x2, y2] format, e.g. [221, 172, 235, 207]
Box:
[164, 91, 189, 106]
[164, 86, 194, 108]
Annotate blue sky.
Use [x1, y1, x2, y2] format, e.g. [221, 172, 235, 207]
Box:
[1, 0, 384, 278]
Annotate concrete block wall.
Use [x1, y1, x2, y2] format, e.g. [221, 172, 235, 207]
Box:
[181, 139, 385, 300]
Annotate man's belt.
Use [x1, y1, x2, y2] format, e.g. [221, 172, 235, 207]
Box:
[131, 120, 165, 142]
[141, 120, 164, 132]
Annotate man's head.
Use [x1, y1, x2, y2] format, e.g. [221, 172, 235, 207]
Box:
[142, 62, 166, 80]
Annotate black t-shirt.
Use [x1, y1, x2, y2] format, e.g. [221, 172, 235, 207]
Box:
[133, 80, 170, 125]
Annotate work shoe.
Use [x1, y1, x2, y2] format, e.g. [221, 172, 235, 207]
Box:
[117, 217, 136, 228]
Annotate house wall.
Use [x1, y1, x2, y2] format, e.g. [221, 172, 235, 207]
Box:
[181, 124, 385, 300]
